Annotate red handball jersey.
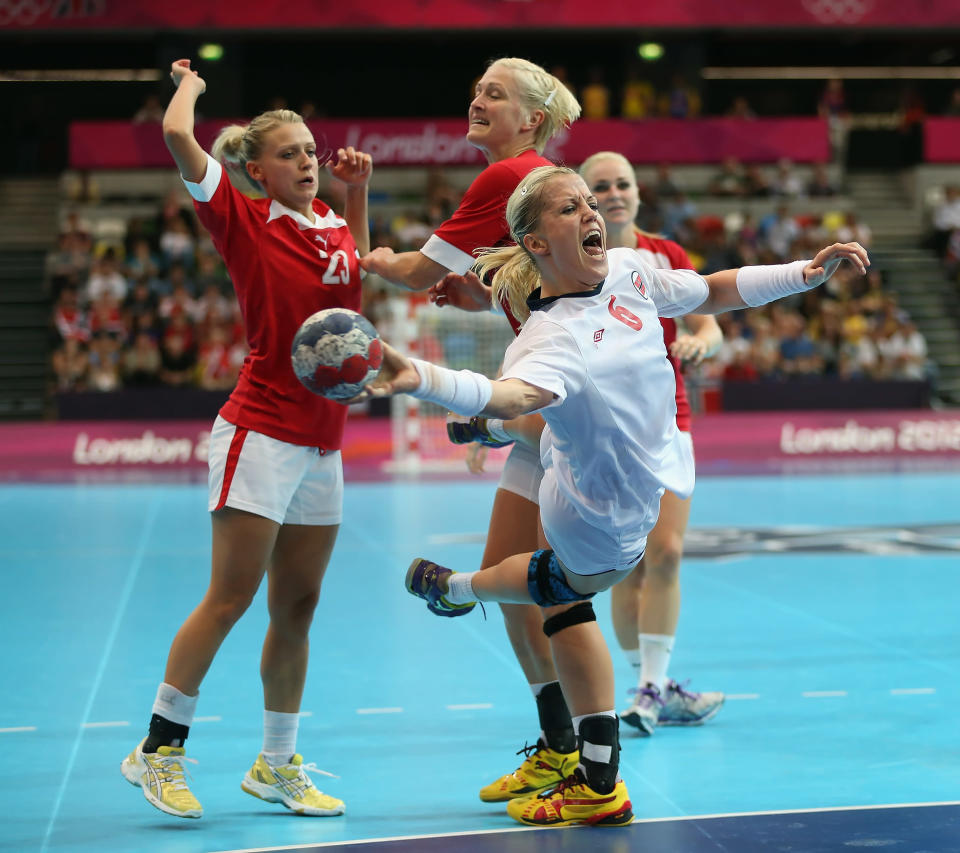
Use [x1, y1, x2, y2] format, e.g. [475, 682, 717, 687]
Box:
[184, 154, 362, 449]
[632, 229, 695, 432]
[419, 149, 553, 335]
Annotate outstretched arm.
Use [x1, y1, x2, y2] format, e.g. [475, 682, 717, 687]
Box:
[359, 341, 553, 419]
[697, 242, 869, 314]
[162, 59, 208, 183]
[360, 248, 451, 292]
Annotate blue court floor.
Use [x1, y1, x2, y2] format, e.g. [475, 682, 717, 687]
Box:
[1, 472, 958, 853]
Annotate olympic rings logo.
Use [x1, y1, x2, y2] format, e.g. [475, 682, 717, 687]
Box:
[801, 0, 875, 24]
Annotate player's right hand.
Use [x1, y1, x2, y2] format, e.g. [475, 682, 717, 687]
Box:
[170, 59, 206, 94]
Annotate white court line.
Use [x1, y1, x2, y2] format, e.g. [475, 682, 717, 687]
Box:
[726, 693, 760, 700]
[802, 690, 848, 698]
[208, 799, 960, 852]
[0, 726, 36, 733]
[299, 711, 313, 717]
[82, 720, 130, 729]
[891, 687, 936, 695]
[194, 715, 222, 722]
[355, 707, 403, 715]
[446, 703, 493, 711]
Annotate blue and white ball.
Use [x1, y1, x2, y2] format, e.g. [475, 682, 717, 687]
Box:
[291, 308, 383, 401]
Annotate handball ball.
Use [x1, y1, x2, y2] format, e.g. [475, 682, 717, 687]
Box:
[291, 308, 383, 401]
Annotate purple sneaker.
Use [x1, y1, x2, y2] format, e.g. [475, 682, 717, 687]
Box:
[405, 558, 476, 617]
[658, 680, 725, 726]
[619, 684, 665, 736]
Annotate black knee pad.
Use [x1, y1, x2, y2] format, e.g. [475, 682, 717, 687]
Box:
[527, 549, 596, 607]
[543, 601, 596, 638]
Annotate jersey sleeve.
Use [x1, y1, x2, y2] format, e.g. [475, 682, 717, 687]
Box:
[630, 254, 709, 318]
[499, 319, 586, 408]
[182, 153, 259, 265]
[663, 240, 696, 272]
[420, 162, 517, 274]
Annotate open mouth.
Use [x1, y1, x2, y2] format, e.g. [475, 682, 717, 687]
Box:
[582, 230, 604, 257]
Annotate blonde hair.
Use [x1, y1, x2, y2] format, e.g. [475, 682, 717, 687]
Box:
[488, 58, 581, 154]
[475, 165, 577, 324]
[578, 150, 664, 241]
[211, 109, 305, 195]
[578, 150, 633, 182]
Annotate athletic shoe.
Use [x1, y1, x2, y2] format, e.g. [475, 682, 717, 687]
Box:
[446, 414, 513, 448]
[121, 738, 202, 819]
[241, 753, 344, 816]
[405, 557, 476, 617]
[658, 680, 725, 726]
[479, 739, 579, 802]
[506, 769, 634, 827]
[619, 684, 664, 736]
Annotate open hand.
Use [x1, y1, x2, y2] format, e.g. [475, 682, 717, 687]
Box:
[804, 242, 869, 288]
[429, 270, 493, 311]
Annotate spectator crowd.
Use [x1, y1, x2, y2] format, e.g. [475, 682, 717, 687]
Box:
[46, 159, 930, 399]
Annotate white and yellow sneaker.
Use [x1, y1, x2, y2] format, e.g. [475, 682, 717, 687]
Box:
[241, 753, 345, 816]
[121, 738, 202, 819]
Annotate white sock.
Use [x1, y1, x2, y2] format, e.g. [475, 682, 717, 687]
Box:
[485, 418, 513, 443]
[262, 710, 300, 766]
[624, 647, 643, 671]
[152, 682, 198, 727]
[529, 682, 551, 698]
[638, 633, 675, 692]
[445, 572, 477, 605]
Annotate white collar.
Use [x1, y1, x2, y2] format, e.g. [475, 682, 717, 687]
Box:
[266, 199, 346, 230]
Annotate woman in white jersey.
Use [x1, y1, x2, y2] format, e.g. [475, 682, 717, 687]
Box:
[580, 151, 725, 734]
[362, 58, 585, 799]
[120, 59, 371, 820]
[357, 165, 868, 828]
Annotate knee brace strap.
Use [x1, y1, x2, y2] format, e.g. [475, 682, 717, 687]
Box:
[543, 602, 596, 638]
[527, 549, 595, 607]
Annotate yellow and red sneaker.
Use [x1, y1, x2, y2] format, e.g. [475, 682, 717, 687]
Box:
[479, 740, 579, 803]
[505, 769, 634, 827]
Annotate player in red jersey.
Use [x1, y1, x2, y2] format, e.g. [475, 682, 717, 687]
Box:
[120, 59, 371, 820]
[361, 58, 587, 804]
[579, 151, 725, 734]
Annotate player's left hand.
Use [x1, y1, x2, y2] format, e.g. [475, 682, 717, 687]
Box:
[803, 242, 869, 288]
[429, 270, 493, 311]
[670, 334, 710, 365]
[327, 146, 372, 186]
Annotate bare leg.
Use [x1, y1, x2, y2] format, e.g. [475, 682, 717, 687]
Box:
[261, 523, 339, 712]
[164, 508, 279, 695]
[610, 491, 689, 653]
[547, 613, 615, 717]
[480, 489, 555, 682]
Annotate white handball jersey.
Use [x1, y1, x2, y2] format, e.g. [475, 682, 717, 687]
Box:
[499, 247, 709, 539]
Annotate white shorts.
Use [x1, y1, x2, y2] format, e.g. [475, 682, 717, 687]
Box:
[497, 440, 544, 504]
[538, 467, 650, 577]
[207, 415, 343, 526]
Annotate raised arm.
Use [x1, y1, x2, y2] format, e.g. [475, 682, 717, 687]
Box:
[359, 247, 452, 292]
[327, 146, 373, 256]
[697, 242, 869, 314]
[162, 59, 208, 183]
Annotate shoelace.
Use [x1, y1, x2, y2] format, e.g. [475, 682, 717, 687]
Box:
[665, 679, 699, 701]
[155, 753, 198, 791]
[626, 685, 666, 707]
[538, 770, 586, 799]
[297, 761, 339, 781]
